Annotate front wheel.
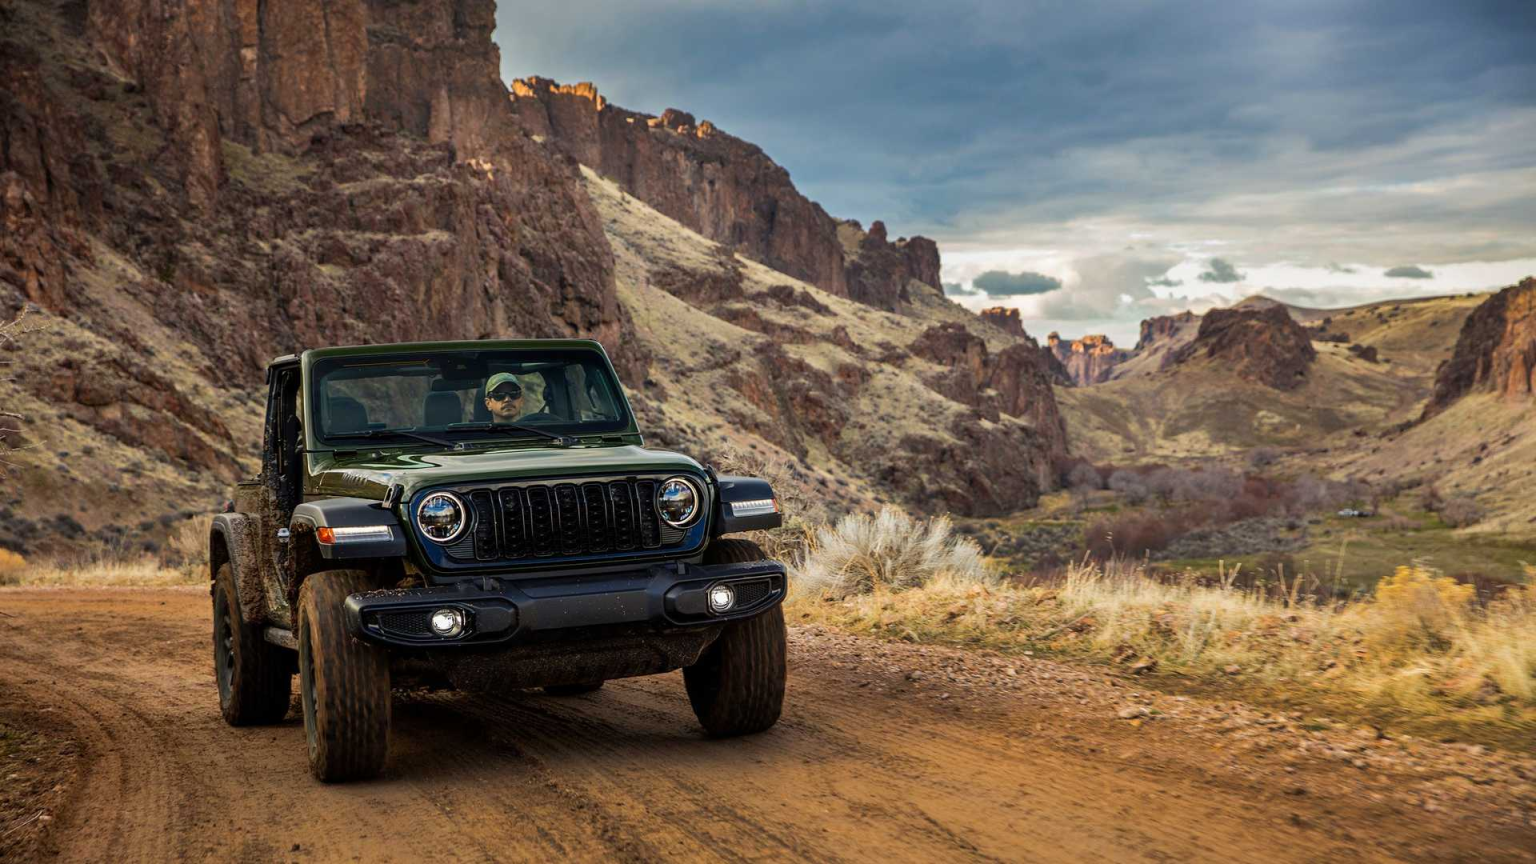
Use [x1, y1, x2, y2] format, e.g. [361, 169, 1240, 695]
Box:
[683, 539, 787, 737]
[298, 570, 391, 782]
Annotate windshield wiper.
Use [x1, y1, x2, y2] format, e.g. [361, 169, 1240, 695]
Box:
[327, 428, 457, 449]
[449, 422, 578, 448]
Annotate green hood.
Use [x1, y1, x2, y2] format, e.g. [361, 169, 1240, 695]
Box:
[306, 444, 706, 501]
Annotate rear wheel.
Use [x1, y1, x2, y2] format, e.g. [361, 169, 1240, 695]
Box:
[683, 539, 787, 737]
[213, 563, 290, 725]
[298, 570, 391, 782]
[544, 682, 604, 696]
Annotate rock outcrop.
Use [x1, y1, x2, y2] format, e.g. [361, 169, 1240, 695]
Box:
[509, 77, 941, 311]
[1046, 332, 1129, 386]
[909, 323, 1069, 472]
[1422, 277, 1536, 419]
[1136, 311, 1200, 352]
[1171, 306, 1317, 391]
[979, 306, 1025, 337]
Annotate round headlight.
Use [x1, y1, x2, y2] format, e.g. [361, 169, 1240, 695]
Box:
[417, 492, 468, 544]
[656, 477, 702, 528]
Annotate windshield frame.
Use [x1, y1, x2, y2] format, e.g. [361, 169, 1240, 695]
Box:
[301, 343, 638, 450]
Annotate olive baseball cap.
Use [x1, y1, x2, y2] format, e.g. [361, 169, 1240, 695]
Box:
[485, 372, 523, 397]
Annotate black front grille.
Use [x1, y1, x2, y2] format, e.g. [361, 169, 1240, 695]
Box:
[445, 478, 687, 564]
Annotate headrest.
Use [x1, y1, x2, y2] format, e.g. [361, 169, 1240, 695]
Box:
[327, 397, 369, 434]
[423, 391, 463, 428]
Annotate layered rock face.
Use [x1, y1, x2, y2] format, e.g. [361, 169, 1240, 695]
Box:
[1046, 332, 1129, 386]
[1423, 277, 1536, 419]
[1171, 306, 1317, 390]
[909, 323, 1069, 481]
[0, 0, 636, 541]
[1136, 311, 1200, 352]
[509, 77, 941, 311]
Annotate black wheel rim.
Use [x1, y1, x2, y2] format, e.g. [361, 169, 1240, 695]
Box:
[214, 588, 234, 704]
[299, 615, 318, 759]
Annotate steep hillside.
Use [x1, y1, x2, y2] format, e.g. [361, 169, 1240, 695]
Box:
[1423, 278, 1536, 418]
[584, 169, 1066, 517]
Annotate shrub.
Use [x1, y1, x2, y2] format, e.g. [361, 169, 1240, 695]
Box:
[0, 549, 27, 585]
[791, 506, 990, 599]
[1067, 462, 1104, 491]
[1247, 447, 1280, 469]
[1419, 485, 1445, 513]
[1107, 470, 1150, 504]
[1440, 497, 1483, 528]
[1082, 512, 1180, 559]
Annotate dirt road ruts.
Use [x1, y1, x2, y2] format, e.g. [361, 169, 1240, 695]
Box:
[0, 588, 1530, 862]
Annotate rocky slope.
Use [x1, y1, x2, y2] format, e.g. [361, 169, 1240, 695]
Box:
[509, 77, 942, 312]
[0, 0, 1067, 553]
[1170, 306, 1318, 391]
[588, 169, 1066, 517]
[1046, 332, 1129, 386]
[1422, 277, 1536, 419]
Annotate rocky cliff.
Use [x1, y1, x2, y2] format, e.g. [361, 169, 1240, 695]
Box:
[1423, 277, 1536, 419]
[0, 0, 639, 550]
[0, 0, 1065, 552]
[1046, 333, 1129, 386]
[509, 77, 942, 311]
[1171, 306, 1317, 391]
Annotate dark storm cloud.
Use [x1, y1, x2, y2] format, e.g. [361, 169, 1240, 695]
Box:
[1148, 276, 1183, 287]
[495, 1, 1536, 255]
[1384, 265, 1434, 278]
[943, 281, 980, 297]
[1198, 258, 1245, 283]
[972, 270, 1062, 296]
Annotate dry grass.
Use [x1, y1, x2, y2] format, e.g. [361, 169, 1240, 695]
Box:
[791, 529, 1536, 729]
[1, 515, 212, 588]
[789, 507, 991, 600]
[9, 557, 202, 588]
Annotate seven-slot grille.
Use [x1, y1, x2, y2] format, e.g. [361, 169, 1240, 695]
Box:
[442, 478, 687, 563]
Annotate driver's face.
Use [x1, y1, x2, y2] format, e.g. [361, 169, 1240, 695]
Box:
[485, 388, 523, 421]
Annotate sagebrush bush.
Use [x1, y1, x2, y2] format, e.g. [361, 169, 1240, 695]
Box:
[791, 506, 990, 599]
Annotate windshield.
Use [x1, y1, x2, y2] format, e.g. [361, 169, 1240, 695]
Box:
[309, 348, 630, 444]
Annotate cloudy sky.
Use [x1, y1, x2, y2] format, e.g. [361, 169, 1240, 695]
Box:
[496, 1, 1536, 343]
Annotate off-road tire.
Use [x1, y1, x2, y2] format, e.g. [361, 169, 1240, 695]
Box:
[298, 570, 391, 782]
[544, 682, 604, 696]
[213, 563, 291, 725]
[683, 539, 787, 737]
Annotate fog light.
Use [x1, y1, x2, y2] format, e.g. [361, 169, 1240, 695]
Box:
[430, 608, 465, 637]
[707, 584, 736, 614]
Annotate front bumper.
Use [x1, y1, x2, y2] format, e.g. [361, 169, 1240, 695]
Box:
[342, 559, 786, 649]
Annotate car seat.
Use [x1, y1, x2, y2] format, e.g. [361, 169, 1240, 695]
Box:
[327, 397, 370, 434]
[423, 391, 463, 427]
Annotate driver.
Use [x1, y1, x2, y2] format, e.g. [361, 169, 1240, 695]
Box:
[483, 372, 525, 423]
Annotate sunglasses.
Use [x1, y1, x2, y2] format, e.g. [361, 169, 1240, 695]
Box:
[488, 389, 522, 402]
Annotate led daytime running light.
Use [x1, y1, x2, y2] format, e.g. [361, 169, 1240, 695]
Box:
[316, 525, 393, 544]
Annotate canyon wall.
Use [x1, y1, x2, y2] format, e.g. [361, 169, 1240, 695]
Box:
[509, 77, 941, 311]
[1423, 277, 1536, 418]
[1046, 333, 1129, 386]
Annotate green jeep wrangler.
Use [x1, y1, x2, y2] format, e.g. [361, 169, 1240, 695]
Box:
[210, 340, 787, 782]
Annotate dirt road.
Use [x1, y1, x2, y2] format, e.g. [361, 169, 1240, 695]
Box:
[0, 588, 1531, 863]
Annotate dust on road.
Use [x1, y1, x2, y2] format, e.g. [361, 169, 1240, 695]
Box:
[0, 588, 1530, 862]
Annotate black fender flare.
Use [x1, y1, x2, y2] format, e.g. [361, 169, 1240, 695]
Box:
[210, 512, 264, 626]
[710, 475, 783, 537]
[290, 498, 407, 561]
